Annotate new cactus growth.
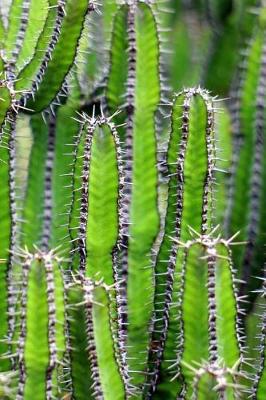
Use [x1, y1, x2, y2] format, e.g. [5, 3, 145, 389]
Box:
[0, 0, 266, 399]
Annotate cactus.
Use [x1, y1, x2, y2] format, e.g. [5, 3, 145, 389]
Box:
[225, 8, 266, 308]
[0, 0, 266, 399]
[68, 278, 126, 399]
[251, 268, 266, 399]
[16, 249, 65, 400]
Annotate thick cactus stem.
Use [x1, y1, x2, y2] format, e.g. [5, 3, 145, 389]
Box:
[149, 88, 215, 397]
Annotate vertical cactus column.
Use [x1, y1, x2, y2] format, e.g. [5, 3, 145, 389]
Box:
[226, 9, 266, 304]
[21, 114, 49, 250]
[107, 0, 161, 390]
[178, 236, 243, 398]
[68, 279, 126, 400]
[16, 250, 65, 400]
[251, 268, 266, 400]
[68, 113, 128, 393]
[0, 118, 17, 371]
[147, 88, 215, 397]
[69, 113, 123, 284]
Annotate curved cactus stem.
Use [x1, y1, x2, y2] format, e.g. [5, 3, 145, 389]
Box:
[4, 0, 29, 67]
[68, 278, 126, 400]
[25, 0, 94, 113]
[16, 250, 66, 400]
[149, 88, 215, 397]
[15, 0, 59, 93]
[15, 0, 49, 71]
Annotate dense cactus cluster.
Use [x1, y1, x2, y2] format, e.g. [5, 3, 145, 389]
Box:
[0, 0, 266, 399]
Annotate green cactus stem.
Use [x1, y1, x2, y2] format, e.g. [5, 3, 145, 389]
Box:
[68, 278, 126, 400]
[0, 118, 17, 372]
[226, 11, 266, 306]
[16, 249, 65, 400]
[148, 88, 215, 398]
[251, 268, 266, 399]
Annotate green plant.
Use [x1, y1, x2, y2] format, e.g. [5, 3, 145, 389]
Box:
[0, 0, 266, 399]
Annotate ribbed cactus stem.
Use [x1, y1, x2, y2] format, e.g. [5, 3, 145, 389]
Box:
[41, 115, 56, 252]
[207, 248, 219, 364]
[25, 0, 94, 112]
[68, 278, 126, 400]
[118, 1, 136, 336]
[178, 234, 243, 398]
[0, 117, 18, 371]
[69, 111, 128, 390]
[6, 0, 31, 79]
[252, 267, 266, 399]
[23, 0, 66, 100]
[16, 249, 65, 400]
[225, 14, 266, 306]
[240, 34, 266, 296]
[83, 279, 103, 398]
[150, 88, 215, 397]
